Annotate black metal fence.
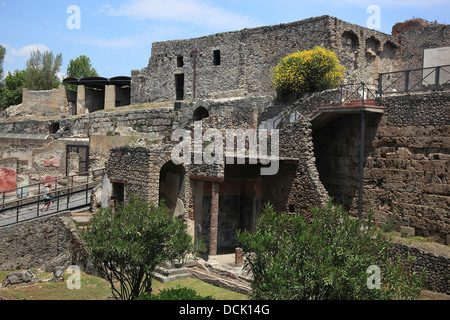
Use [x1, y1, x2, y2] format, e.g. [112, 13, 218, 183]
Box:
[0, 167, 105, 227]
[378, 64, 450, 97]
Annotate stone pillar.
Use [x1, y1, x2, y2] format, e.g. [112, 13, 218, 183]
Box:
[105, 85, 116, 110]
[235, 247, 244, 267]
[22, 88, 29, 108]
[56, 85, 69, 114]
[208, 181, 219, 261]
[76, 85, 86, 115]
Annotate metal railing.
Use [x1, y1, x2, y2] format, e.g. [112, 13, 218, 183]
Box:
[378, 64, 450, 98]
[0, 168, 105, 227]
[270, 82, 379, 126]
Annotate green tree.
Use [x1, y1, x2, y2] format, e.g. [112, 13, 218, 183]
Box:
[66, 55, 99, 91]
[24, 49, 62, 90]
[0, 70, 26, 110]
[272, 46, 345, 97]
[80, 195, 194, 300]
[237, 200, 425, 300]
[0, 45, 5, 82]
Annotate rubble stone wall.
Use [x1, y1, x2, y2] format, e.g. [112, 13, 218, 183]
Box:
[312, 91, 450, 244]
[0, 212, 72, 271]
[393, 242, 450, 295]
[131, 15, 398, 104]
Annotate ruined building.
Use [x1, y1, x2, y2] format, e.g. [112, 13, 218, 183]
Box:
[0, 15, 449, 265]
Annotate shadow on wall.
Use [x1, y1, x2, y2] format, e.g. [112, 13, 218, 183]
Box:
[312, 113, 382, 214]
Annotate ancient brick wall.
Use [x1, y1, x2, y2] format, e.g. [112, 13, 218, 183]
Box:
[106, 146, 154, 202]
[367, 92, 449, 243]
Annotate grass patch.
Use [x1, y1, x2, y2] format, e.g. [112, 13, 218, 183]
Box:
[0, 270, 248, 300]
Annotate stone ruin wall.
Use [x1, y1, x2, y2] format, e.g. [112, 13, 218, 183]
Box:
[396, 23, 450, 71]
[312, 91, 449, 244]
[131, 15, 400, 104]
[4, 86, 69, 118]
[369, 92, 449, 244]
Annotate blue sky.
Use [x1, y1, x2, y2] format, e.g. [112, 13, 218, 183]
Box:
[1, 0, 449, 79]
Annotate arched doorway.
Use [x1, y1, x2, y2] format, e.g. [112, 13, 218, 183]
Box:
[193, 107, 209, 122]
[159, 161, 186, 217]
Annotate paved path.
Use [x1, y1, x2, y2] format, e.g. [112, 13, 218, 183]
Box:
[0, 189, 92, 227]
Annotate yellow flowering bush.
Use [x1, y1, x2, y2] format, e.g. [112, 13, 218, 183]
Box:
[272, 46, 345, 95]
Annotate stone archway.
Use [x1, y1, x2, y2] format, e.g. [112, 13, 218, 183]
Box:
[193, 106, 209, 122]
[159, 160, 186, 218]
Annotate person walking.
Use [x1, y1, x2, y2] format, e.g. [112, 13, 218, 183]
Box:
[40, 183, 52, 212]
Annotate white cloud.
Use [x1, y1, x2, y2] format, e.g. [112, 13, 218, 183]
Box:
[4, 43, 50, 63]
[102, 0, 260, 30]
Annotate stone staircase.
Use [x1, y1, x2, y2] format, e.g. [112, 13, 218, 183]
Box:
[153, 261, 195, 283]
[71, 210, 92, 227]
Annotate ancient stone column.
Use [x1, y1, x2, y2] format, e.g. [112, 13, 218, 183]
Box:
[105, 85, 116, 110]
[76, 85, 86, 115]
[208, 181, 219, 261]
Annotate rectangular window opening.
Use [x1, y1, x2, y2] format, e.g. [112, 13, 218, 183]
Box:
[177, 56, 184, 67]
[213, 50, 221, 66]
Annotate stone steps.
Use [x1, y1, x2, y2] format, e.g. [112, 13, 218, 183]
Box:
[153, 267, 192, 283]
[153, 260, 196, 283]
[71, 210, 92, 226]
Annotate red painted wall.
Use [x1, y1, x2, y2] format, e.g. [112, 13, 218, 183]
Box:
[0, 168, 17, 193]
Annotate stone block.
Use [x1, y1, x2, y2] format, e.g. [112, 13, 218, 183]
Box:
[400, 226, 415, 237]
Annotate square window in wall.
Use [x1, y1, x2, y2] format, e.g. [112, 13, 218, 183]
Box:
[213, 50, 221, 66]
[177, 56, 184, 67]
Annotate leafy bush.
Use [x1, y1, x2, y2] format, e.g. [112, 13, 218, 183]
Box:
[137, 287, 214, 300]
[271, 46, 345, 96]
[80, 195, 194, 300]
[236, 200, 425, 300]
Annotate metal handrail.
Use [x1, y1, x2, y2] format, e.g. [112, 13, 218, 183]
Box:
[378, 64, 450, 98]
[269, 82, 378, 128]
[1, 168, 104, 206]
[0, 168, 105, 226]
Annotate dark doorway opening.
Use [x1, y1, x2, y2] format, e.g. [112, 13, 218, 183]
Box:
[175, 74, 184, 100]
[193, 107, 209, 122]
[49, 122, 60, 134]
[112, 182, 125, 207]
[159, 161, 185, 215]
[66, 145, 89, 175]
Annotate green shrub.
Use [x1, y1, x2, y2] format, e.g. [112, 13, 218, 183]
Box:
[137, 287, 215, 300]
[236, 200, 426, 300]
[271, 46, 345, 96]
[80, 195, 194, 300]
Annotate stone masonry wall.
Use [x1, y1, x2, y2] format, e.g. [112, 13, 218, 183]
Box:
[132, 15, 398, 104]
[0, 212, 72, 271]
[396, 24, 450, 71]
[393, 242, 450, 295]
[279, 115, 329, 216]
[313, 91, 449, 244]
[106, 146, 153, 202]
[0, 106, 179, 140]
[366, 92, 450, 243]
